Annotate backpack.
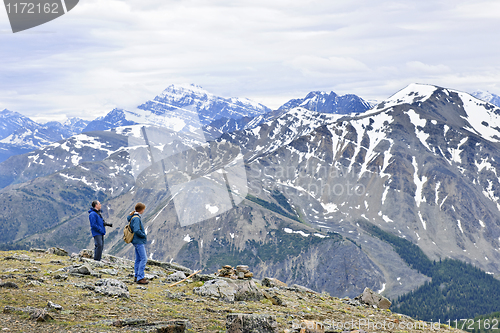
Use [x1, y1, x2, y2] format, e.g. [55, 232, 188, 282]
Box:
[123, 215, 137, 243]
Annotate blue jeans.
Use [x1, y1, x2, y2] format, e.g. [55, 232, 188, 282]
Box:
[94, 235, 104, 261]
[134, 243, 147, 280]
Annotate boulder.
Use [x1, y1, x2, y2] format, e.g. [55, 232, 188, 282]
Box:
[233, 279, 262, 302]
[4, 306, 53, 322]
[155, 319, 192, 332]
[226, 313, 277, 333]
[236, 265, 249, 271]
[79, 249, 93, 259]
[47, 301, 63, 311]
[193, 279, 236, 302]
[166, 271, 187, 282]
[69, 264, 92, 275]
[29, 248, 46, 253]
[95, 278, 130, 298]
[193, 279, 262, 302]
[356, 287, 391, 309]
[4, 254, 30, 261]
[262, 277, 287, 288]
[46, 247, 69, 256]
[0, 282, 19, 289]
[53, 274, 68, 281]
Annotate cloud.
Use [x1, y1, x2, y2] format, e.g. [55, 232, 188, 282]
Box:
[1, 0, 500, 119]
[287, 56, 370, 76]
[406, 61, 451, 74]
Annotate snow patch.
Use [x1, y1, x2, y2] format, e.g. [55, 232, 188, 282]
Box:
[321, 202, 338, 213]
[412, 156, 428, 207]
[205, 204, 219, 214]
[418, 211, 426, 230]
[283, 228, 310, 237]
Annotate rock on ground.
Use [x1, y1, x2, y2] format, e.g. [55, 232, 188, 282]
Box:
[356, 287, 392, 309]
[94, 278, 130, 298]
[226, 313, 277, 333]
[193, 279, 262, 303]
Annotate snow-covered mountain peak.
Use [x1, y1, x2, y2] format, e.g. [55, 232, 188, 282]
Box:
[471, 90, 500, 107]
[0, 109, 25, 119]
[363, 84, 500, 147]
[278, 90, 371, 114]
[157, 83, 211, 101]
[136, 85, 271, 130]
[379, 83, 439, 109]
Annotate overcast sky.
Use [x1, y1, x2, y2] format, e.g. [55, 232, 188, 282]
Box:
[1, 0, 500, 122]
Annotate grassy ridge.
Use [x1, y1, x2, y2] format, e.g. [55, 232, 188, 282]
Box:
[245, 194, 302, 222]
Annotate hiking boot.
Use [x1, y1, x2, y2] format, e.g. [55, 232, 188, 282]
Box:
[134, 277, 137, 282]
[137, 278, 149, 284]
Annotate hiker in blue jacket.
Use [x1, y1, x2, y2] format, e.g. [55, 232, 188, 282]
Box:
[88, 200, 112, 261]
[127, 202, 148, 284]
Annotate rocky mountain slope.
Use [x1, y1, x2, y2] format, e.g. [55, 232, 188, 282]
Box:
[278, 91, 373, 114]
[3, 83, 500, 304]
[243, 84, 500, 278]
[0, 248, 465, 333]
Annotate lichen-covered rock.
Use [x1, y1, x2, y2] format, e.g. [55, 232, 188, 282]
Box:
[193, 279, 262, 302]
[193, 279, 236, 302]
[95, 278, 129, 298]
[69, 264, 92, 275]
[233, 279, 262, 302]
[226, 313, 277, 333]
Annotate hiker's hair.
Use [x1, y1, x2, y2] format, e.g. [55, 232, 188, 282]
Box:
[130, 202, 146, 215]
[91, 200, 99, 208]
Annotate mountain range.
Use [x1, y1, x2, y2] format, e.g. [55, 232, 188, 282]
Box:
[2, 83, 500, 308]
[0, 84, 372, 163]
[0, 109, 90, 163]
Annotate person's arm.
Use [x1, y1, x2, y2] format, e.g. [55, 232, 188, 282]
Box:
[89, 212, 98, 230]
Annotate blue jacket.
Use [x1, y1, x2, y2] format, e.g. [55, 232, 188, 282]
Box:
[128, 214, 147, 244]
[88, 208, 106, 237]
